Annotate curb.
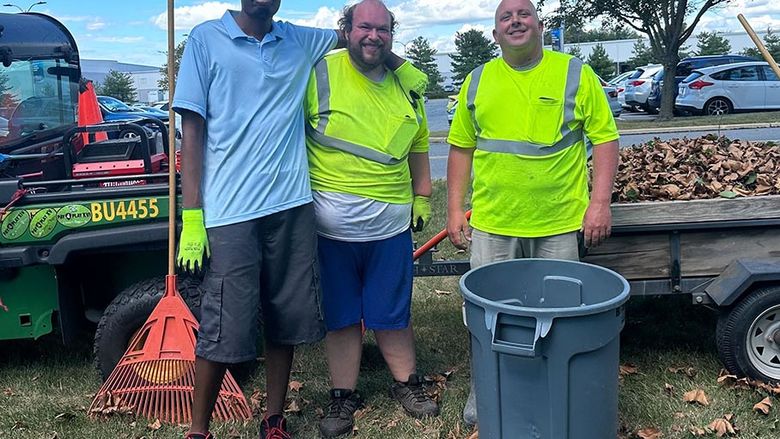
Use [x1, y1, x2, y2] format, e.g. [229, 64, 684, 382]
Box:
[429, 122, 780, 142]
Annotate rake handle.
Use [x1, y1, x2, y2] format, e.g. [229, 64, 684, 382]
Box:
[167, 0, 177, 276]
[738, 14, 780, 81]
[413, 210, 471, 261]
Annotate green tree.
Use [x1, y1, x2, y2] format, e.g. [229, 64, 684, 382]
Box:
[586, 44, 615, 79]
[627, 39, 658, 68]
[566, 45, 583, 59]
[741, 28, 780, 61]
[696, 31, 731, 55]
[98, 70, 137, 103]
[159, 40, 187, 92]
[405, 36, 444, 94]
[542, 0, 750, 120]
[450, 29, 498, 86]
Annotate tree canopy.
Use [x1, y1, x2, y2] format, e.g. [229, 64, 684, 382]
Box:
[696, 31, 732, 56]
[159, 40, 187, 92]
[97, 70, 137, 103]
[406, 36, 445, 94]
[449, 29, 498, 86]
[541, 0, 747, 120]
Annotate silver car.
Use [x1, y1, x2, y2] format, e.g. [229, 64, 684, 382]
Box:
[598, 76, 622, 117]
[624, 65, 663, 112]
[608, 70, 636, 110]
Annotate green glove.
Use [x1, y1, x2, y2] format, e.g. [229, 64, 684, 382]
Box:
[177, 208, 210, 272]
[411, 195, 431, 232]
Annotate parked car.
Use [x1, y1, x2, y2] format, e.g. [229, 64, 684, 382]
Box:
[131, 105, 169, 118]
[598, 76, 622, 117]
[647, 55, 757, 113]
[446, 95, 458, 125]
[675, 61, 780, 115]
[443, 84, 457, 93]
[98, 96, 168, 123]
[607, 70, 636, 111]
[624, 65, 663, 113]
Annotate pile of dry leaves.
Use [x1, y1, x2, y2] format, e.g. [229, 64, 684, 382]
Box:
[612, 136, 780, 203]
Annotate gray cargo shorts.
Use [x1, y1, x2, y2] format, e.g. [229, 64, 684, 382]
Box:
[195, 203, 325, 364]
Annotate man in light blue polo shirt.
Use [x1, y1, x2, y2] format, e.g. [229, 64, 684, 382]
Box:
[173, 1, 427, 438]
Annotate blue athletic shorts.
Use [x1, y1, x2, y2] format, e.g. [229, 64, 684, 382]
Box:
[318, 230, 413, 331]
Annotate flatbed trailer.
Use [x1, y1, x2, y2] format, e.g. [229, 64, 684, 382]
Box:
[413, 195, 780, 383]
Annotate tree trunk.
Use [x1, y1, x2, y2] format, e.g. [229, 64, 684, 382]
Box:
[658, 61, 679, 121]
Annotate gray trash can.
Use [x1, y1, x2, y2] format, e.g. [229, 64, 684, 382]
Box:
[461, 259, 630, 439]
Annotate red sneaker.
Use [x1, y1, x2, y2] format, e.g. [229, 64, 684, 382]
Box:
[260, 414, 291, 439]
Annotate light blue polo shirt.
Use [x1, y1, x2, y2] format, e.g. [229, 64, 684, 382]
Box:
[173, 11, 337, 228]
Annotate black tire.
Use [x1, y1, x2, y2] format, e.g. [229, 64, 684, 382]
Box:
[716, 286, 780, 383]
[94, 275, 203, 381]
[704, 97, 733, 116]
[644, 105, 659, 115]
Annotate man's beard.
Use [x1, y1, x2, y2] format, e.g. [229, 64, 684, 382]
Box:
[348, 41, 388, 71]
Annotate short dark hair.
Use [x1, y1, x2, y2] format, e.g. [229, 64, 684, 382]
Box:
[338, 1, 398, 34]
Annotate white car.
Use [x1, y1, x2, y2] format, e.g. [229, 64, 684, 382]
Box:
[675, 61, 780, 115]
[623, 65, 663, 113]
[607, 70, 636, 111]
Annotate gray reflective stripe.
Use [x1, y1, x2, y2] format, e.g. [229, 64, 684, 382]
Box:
[306, 125, 406, 165]
[559, 57, 582, 138]
[314, 61, 331, 132]
[476, 128, 583, 156]
[466, 64, 485, 135]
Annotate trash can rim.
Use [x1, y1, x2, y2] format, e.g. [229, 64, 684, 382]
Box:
[459, 258, 630, 317]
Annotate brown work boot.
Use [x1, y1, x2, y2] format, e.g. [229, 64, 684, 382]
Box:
[389, 374, 440, 418]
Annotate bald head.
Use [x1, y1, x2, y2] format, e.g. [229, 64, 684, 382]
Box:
[495, 0, 539, 26]
[339, 0, 396, 34]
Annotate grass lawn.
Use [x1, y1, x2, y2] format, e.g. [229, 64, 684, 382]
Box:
[616, 111, 780, 131]
[1, 181, 779, 438]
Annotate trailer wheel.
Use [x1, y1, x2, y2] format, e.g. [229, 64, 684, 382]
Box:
[716, 286, 780, 383]
[94, 275, 258, 383]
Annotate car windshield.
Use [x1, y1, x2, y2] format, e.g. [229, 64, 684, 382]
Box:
[98, 96, 133, 112]
[0, 58, 78, 147]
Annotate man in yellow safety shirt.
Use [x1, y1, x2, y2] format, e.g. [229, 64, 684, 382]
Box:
[446, 0, 620, 426]
[304, 0, 438, 436]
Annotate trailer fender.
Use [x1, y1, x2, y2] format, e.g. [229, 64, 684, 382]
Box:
[705, 258, 780, 306]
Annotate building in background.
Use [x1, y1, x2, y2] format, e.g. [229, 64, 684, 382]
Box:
[81, 60, 163, 103]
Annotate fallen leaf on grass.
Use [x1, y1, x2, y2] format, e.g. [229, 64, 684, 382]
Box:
[288, 380, 303, 392]
[466, 430, 479, 439]
[664, 383, 674, 395]
[707, 417, 736, 437]
[619, 363, 638, 376]
[690, 426, 706, 436]
[227, 427, 242, 438]
[668, 366, 697, 378]
[683, 389, 709, 406]
[3, 388, 13, 396]
[636, 427, 662, 438]
[54, 412, 75, 421]
[434, 289, 452, 296]
[147, 419, 161, 431]
[88, 392, 134, 418]
[753, 397, 772, 415]
[283, 400, 300, 414]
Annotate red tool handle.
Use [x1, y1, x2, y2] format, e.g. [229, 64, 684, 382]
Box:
[413, 210, 471, 261]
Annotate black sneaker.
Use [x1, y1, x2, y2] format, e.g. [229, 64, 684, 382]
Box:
[185, 433, 214, 439]
[389, 374, 440, 418]
[319, 389, 363, 438]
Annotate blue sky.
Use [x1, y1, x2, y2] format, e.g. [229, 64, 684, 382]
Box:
[12, 0, 780, 68]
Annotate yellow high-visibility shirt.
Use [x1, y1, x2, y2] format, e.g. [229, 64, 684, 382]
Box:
[447, 50, 618, 238]
[305, 51, 429, 204]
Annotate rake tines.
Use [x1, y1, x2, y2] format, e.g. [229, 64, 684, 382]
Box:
[89, 275, 252, 424]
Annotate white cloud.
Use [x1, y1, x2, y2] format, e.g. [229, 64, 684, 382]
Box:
[86, 19, 106, 31]
[152, 2, 238, 31]
[93, 36, 145, 44]
[391, 0, 497, 28]
[287, 6, 341, 28]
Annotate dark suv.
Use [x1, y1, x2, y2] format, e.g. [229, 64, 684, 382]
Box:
[647, 55, 757, 113]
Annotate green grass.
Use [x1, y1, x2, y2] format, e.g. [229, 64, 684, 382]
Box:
[616, 111, 780, 131]
[1, 181, 779, 438]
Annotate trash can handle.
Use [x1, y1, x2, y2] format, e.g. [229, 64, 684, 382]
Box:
[487, 311, 554, 357]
